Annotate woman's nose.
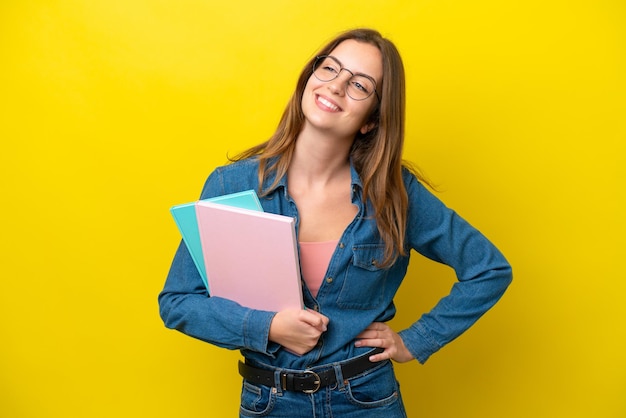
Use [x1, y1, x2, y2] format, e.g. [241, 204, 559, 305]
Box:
[327, 70, 351, 96]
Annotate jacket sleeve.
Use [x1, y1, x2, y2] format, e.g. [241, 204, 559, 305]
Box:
[158, 169, 280, 355]
[398, 174, 512, 363]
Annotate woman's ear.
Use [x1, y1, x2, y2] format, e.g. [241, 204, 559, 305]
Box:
[360, 121, 377, 135]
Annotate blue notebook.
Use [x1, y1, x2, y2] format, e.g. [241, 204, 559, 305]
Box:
[170, 190, 263, 290]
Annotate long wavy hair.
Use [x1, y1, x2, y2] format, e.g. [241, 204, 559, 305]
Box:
[231, 28, 424, 267]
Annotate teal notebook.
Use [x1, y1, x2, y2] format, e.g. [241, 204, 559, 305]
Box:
[170, 190, 263, 290]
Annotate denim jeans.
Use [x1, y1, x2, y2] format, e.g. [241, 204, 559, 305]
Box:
[239, 359, 407, 417]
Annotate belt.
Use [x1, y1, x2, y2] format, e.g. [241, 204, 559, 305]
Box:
[238, 347, 385, 394]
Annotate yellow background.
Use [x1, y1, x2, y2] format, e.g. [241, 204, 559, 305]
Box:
[1, 1, 624, 417]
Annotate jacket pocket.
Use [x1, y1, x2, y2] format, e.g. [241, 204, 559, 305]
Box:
[336, 244, 388, 310]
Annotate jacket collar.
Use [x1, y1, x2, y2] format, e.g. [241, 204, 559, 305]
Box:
[261, 157, 364, 196]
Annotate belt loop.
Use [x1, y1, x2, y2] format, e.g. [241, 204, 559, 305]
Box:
[333, 364, 346, 391]
[273, 370, 284, 395]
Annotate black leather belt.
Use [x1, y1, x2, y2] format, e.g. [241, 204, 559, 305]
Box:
[238, 347, 385, 394]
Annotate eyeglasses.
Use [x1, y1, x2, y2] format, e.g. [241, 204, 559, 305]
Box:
[312, 55, 380, 101]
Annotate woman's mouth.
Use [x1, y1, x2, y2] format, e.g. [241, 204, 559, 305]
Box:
[316, 95, 341, 112]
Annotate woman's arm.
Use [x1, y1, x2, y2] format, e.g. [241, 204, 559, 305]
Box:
[398, 174, 513, 364]
[158, 169, 279, 354]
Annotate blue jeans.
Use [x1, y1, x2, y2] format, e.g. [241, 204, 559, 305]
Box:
[239, 359, 407, 417]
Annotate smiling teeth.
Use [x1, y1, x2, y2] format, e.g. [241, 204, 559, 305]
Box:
[318, 96, 339, 111]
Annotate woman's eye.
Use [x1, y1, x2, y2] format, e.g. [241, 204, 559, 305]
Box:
[352, 81, 368, 93]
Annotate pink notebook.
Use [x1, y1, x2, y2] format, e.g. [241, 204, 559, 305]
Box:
[195, 200, 304, 311]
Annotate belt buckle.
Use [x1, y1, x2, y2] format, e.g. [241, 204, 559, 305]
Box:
[302, 370, 321, 394]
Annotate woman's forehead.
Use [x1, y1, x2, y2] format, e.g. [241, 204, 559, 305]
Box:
[328, 40, 383, 81]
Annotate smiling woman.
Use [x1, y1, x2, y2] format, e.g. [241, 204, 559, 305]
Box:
[3, 0, 622, 417]
[301, 39, 382, 145]
[158, 28, 512, 418]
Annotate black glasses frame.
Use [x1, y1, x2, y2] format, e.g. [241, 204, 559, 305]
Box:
[312, 55, 380, 101]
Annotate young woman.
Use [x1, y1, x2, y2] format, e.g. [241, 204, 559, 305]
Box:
[159, 28, 512, 417]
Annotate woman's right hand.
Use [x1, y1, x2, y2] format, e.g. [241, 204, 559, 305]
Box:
[268, 309, 330, 356]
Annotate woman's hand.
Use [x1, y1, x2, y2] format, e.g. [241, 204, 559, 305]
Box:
[269, 309, 330, 356]
[355, 322, 414, 363]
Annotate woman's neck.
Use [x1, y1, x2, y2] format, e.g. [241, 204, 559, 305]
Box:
[289, 130, 352, 186]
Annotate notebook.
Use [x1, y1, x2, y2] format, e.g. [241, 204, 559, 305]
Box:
[196, 200, 304, 311]
[170, 190, 263, 290]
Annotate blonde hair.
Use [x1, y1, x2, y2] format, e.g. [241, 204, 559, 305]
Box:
[232, 28, 428, 267]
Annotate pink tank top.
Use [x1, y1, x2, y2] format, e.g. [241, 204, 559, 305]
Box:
[299, 240, 338, 298]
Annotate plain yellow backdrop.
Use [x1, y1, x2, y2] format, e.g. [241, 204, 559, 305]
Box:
[1, 0, 624, 417]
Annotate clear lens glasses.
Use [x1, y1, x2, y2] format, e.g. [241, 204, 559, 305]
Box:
[312, 55, 379, 101]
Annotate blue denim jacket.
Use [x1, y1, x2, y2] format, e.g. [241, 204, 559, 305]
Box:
[158, 158, 512, 367]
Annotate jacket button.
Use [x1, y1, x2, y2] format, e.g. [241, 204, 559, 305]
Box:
[326, 277, 333, 284]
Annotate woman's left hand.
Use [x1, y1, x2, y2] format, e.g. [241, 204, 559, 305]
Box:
[355, 322, 414, 363]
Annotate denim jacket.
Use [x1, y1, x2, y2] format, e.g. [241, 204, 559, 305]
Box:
[158, 158, 512, 368]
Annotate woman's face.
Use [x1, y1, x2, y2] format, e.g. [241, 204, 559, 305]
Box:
[301, 39, 382, 140]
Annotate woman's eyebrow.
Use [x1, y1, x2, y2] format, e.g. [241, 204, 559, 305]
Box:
[328, 55, 377, 81]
